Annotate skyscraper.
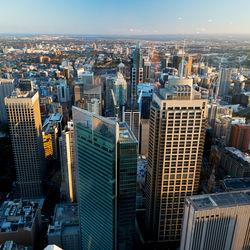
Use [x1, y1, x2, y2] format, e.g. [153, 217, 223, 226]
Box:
[123, 110, 140, 141]
[59, 121, 76, 202]
[0, 79, 14, 122]
[130, 42, 143, 108]
[73, 107, 138, 249]
[180, 190, 250, 250]
[5, 90, 45, 198]
[145, 77, 207, 242]
[217, 68, 232, 97]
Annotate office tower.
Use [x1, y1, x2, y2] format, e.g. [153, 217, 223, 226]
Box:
[123, 110, 140, 141]
[113, 72, 127, 107]
[74, 83, 101, 105]
[18, 79, 34, 92]
[87, 98, 101, 115]
[5, 90, 45, 198]
[137, 83, 154, 119]
[0, 79, 14, 122]
[63, 67, 70, 80]
[145, 77, 207, 242]
[73, 107, 137, 249]
[172, 55, 182, 70]
[43, 114, 63, 161]
[59, 122, 76, 202]
[57, 79, 70, 103]
[187, 56, 192, 75]
[217, 68, 232, 97]
[77, 71, 94, 85]
[130, 42, 143, 108]
[117, 62, 126, 77]
[161, 58, 169, 69]
[229, 124, 250, 152]
[143, 61, 151, 83]
[104, 73, 127, 117]
[180, 190, 250, 250]
[43, 133, 53, 158]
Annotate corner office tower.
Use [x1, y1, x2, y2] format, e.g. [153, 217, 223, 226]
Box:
[130, 42, 143, 108]
[145, 76, 208, 242]
[5, 90, 45, 198]
[73, 107, 138, 249]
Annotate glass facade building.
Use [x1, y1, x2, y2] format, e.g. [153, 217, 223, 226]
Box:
[73, 107, 137, 249]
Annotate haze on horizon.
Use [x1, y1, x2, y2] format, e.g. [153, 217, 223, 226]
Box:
[1, 0, 250, 35]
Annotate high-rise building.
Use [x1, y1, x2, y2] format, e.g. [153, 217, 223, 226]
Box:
[123, 110, 140, 141]
[87, 98, 101, 115]
[130, 42, 143, 108]
[5, 90, 45, 198]
[59, 121, 76, 202]
[180, 190, 250, 250]
[18, 79, 34, 92]
[73, 107, 138, 249]
[172, 55, 182, 70]
[143, 61, 151, 83]
[0, 79, 14, 122]
[145, 77, 207, 242]
[187, 56, 193, 75]
[57, 79, 70, 103]
[229, 124, 250, 153]
[217, 68, 232, 97]
[104, 73, 127, 117]
[74, 83, 101, 107]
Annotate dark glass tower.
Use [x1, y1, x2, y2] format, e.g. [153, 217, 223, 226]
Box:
[130, 42, 143, 108]
[73, 107, 138, 249]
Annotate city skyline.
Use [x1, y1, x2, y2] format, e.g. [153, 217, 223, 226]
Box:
[1, 0, 250, 35]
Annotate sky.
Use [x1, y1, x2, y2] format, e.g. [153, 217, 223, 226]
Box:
[1, 0, 250, 35]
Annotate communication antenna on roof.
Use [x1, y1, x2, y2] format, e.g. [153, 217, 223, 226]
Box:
[180, 40, 185, 79]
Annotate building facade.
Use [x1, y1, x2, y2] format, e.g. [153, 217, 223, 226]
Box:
[229, 124, 250, 153]
[59, 122, 76, 202]
[145, 79, 207, 242]
[73, 107, 138, 249]
[180, 190, 250, 250]
[130, 42, 143, 108]
[5, 90, 45, 198]
[0, 79, 14, 122]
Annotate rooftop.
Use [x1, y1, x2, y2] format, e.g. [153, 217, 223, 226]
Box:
[119, 122, 137, 143]
[225, 147, 250, 164]
[221, 178, 250, 191]
[48, 204, 79, 236]
[189, 189, 250, 210]
[0, 200, 42, 233]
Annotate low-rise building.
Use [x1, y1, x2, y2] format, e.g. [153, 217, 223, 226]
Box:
[47, 204, 80, 250]
[0, 200, 42, 248]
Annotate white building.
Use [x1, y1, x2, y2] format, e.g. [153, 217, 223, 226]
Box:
[87, 98, 101, 115]
[180, 190, 250, 250]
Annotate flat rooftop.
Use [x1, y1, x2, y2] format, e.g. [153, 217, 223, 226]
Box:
[225, 147, 250, 164]
[119, 122, 137, 143]
[0, 199, 42, 233]
[189, 189, 250, 210]
[221, 178, 250, 191]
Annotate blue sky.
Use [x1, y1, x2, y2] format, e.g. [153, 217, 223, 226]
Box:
[1, 0, 250, 34]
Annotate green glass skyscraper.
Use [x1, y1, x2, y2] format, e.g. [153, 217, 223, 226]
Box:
[73, 107, 138, 249]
